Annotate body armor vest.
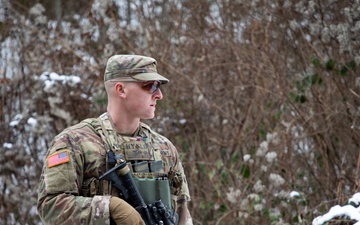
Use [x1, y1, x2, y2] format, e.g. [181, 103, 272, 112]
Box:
[82, 112, 179, 210]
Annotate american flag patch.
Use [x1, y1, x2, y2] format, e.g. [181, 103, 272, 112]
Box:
[47, 150, 70, 168]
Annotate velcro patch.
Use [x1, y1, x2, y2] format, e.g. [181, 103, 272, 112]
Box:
[123, 141, 154, 160]
[159, 150, 171, 157]
[47, 150, 70, 168]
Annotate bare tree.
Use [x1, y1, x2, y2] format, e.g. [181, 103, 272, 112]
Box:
[0, 0, 359, 224]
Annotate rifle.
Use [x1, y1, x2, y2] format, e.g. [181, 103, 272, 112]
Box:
[99, 160, 178, 225]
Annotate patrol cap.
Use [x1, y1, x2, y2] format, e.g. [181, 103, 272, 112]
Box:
[104, 54, 169, 84]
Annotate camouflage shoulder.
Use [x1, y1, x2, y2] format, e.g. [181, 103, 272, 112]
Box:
[51, 118, 100, 144]
[59, 118, 99, 133]
[81, 117, 101, 129]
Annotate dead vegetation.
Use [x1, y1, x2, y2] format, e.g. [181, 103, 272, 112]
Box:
[0, 0, 359, 224]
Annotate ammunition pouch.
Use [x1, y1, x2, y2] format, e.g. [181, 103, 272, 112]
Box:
[133, 175, 172, 210]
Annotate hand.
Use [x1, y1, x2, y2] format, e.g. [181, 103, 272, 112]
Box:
[109, 197, 145, 225]
[177, 203, 194, 225]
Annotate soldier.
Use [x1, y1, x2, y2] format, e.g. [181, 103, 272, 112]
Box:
[37, 55, 193, 225]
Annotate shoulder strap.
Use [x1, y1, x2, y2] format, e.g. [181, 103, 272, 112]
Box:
[83, 113, 124, 167]
[80, 117, 115, 196]
[97, 112, 124, 166]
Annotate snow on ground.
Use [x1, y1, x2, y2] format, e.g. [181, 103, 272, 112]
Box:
[312, 192, 360, 225]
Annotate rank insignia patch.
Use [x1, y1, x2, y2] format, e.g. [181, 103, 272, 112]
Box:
[47, 150, 70, 168]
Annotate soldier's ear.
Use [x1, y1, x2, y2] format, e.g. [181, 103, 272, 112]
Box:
[114, 82, 126, 97]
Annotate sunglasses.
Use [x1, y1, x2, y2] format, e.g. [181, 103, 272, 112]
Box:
[111, 80, 161, 93]
[141, 81, 161, 94]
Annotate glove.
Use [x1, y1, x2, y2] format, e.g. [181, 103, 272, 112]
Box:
[109, 197, 145, 225]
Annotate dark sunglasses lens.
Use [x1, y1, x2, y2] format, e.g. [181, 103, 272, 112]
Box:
[143, 81, 160, 93]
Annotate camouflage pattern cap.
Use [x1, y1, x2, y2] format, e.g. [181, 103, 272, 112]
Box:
[104, 54, 169, 84]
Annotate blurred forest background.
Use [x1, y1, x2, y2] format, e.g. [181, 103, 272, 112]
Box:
[0, 0, 360, 224]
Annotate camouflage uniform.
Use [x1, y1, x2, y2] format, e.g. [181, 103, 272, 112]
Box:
[37, 114, 191, 224]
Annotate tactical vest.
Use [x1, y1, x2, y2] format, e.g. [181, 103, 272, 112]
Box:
[82, 112, 182, 210]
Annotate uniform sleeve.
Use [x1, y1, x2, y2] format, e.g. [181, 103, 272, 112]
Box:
[37, 132, 111, 225]
[176, 160, 192, 204]
[167, 141, 191, 205]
